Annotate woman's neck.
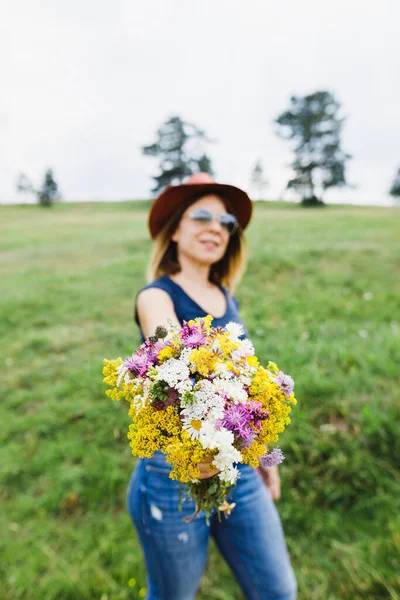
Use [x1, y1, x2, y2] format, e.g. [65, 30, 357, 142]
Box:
[171, 254, 212, 288]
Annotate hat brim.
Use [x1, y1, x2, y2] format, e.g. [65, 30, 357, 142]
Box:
[148, 182, 253, 238]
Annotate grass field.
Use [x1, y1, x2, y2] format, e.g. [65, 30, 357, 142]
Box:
[1, 201, 400, 600]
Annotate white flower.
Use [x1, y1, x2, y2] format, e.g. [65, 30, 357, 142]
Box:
[231, 339, 255, 361]
[218, 466, 240, 485]
[199, 422, 234, 450]
[239, 373, 252, 386]
[197, 422, 243, 483]
[225, 321, 245, 340]
[130, 380, 151, 413]
[213, 378, 247, 403]
[181, 404, 204, 421]
[182, 416, 203, 440]
[213, 445, 242, 469]
[181, 380, 225, 422]
[181, 399, 224, 424]
[199, 424, 242, 460]
[197, 421, 217, 448]
[215, 428, 236, 449]
[214, 362, 233, 379]
[207, 404, 225, 422]
[175, 379, 193, 394]
[123, 372, 133, 386]
[179, 348, 192, 365]
[156, 357, 190, 387]
[116, 363, 128, 387]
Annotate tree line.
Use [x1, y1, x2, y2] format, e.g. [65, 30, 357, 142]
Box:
[17, 89, 400, 207]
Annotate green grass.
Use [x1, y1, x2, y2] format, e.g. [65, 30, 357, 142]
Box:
[1, 201, 400, 600]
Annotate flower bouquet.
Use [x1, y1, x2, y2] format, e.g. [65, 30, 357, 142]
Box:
[103, 316, 297, 521]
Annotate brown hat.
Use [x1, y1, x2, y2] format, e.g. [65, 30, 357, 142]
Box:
[148, 172, 253, 239]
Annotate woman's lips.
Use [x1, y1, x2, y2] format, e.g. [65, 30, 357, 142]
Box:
[200, 240, 219, 250]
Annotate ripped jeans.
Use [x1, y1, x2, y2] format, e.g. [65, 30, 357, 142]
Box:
[127, 451, 297, 600]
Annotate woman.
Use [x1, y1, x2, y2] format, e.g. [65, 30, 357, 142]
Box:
[127, 173, 297, 600]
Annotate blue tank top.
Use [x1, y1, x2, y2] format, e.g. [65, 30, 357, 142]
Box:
[134, 275, 248, 341]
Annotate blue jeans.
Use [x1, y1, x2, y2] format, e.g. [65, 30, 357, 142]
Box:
[127, 451, 297, 600]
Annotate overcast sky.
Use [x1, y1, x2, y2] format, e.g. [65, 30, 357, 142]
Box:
[1, 0, 399, 205]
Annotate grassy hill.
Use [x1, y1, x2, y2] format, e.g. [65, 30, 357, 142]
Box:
[1, 201, 399, 599]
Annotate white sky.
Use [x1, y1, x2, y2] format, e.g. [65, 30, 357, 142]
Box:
[1, 0, 400, 205]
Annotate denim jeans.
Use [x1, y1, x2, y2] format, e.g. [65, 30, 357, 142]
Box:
[127, 451, 297, 600]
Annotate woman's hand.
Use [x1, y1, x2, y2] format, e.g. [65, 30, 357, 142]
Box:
[197, 457, 220, 480]
[257, 465, 281, 500]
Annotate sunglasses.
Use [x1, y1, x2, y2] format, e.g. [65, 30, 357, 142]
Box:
[186, 208, 238, 236]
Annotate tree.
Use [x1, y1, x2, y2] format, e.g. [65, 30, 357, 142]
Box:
[17, 168, 61, 206]
[389, 166, 400, 198]
[250, 160, 269, 199]
[275, 90, 352, 206]
[142, 115, 215, 192]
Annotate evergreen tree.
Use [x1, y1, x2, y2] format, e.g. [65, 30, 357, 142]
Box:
[142, 116, 214, 192]
[389, 166, 400, 198]
[275, 90, 352, 206]
[250, 160, 269, 199]
[17, 168, 61, 206]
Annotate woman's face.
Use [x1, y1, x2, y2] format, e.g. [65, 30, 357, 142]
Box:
[172, 194, 232, 266]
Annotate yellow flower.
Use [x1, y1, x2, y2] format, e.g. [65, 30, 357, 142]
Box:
[165, 432, 213, 482]
[226, 361, 240, 375]
[247, 355, 259, 368]
[267, 361, 279, 373]
[246, 365, 296, 449]
[157, 346, 175, 362]
[190, 347, 217, 377]
[127, 405, 183, 458]
[103, 358, 123, 386]
[216, 333, 240, 356]
[202, 315, 213, 333]
[105, 388, 124, 402]
[241, 440, 266, 467]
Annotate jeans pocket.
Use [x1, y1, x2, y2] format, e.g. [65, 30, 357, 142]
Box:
[145, 464, 171, 476]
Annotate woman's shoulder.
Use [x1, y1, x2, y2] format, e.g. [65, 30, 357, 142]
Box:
[134, 276, 177, 326]
[137, 275, 174, 295]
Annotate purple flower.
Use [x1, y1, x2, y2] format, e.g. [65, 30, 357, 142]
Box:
[124, 352, 151, 377]
[274, 371, 294, 398]
[240, 430, 256, 448]
[219, 401, 270, 447]
[220, 404, 252, 436]
[146, 341, 165, 363]
[124, 341, 164, 377]
[184, 331, 206, 348]
[259, 447, 285, 468]
[245, 401, 270, 429]
[219, 404, 257, 448]
[180, 322, 206, 348]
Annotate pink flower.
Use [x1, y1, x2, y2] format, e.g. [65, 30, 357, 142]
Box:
[259, 448, 285, 467]
[274, 371, 294, 398]
[180, 322, 206, 348]
[124, 341, 164, 377]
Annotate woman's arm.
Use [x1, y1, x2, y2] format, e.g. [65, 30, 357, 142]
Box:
[136, 288, 181, 338]
[258, 465, 281, 500]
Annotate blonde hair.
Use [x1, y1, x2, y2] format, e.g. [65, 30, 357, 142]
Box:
[146, 194, 248, 294]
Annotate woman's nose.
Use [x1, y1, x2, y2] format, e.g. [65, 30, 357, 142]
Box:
[207, 217, 223, 234]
